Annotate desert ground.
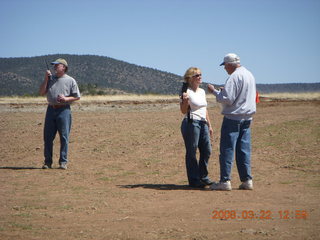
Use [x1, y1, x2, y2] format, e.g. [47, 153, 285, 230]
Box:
[0, 95, 319, 240]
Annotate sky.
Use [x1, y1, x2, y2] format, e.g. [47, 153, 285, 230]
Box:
[0, 0, 319, 85]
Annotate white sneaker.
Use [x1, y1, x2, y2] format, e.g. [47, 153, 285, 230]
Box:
[210, 181, 232, 191]
[59, 163, 68, 170]
[239, 179, 253, 190]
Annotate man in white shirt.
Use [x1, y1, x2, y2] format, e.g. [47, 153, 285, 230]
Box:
[208, 53, 256, 191]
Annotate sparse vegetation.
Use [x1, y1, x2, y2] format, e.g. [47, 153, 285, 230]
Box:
[0, 98, 319, 239]
[261, 92, 320, 100]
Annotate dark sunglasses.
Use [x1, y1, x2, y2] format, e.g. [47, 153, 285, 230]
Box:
[192, 74, 202, 78]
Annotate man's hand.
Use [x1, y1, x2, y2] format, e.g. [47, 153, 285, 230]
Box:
[207, 84, 215, 93]
[46, 70, 52, 81]
[57, 94, 67, 103]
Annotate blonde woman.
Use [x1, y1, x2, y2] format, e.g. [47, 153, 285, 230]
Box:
[180, 67, 213, 188]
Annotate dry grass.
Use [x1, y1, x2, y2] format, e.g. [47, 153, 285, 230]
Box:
[0, 94, 179, 104]
[80, 94, 179, 102]
[0, 96, 46, 104]
[260, 92, 320, 100]
[0, 92, 319, 105]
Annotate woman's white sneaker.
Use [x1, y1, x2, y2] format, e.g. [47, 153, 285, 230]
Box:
[239, 179, 253, 190]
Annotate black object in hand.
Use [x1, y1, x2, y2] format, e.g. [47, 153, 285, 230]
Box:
[45, 59, 53, 81]
[180, 82, 188, 99]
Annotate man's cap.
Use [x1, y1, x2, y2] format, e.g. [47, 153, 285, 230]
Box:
[220, 53, 240, 66]
[51, 58, 68, 67]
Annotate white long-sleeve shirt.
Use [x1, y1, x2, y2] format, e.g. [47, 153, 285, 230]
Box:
[212, 66, 256, 120]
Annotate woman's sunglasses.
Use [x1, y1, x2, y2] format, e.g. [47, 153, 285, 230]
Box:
[192, 74, 202, 78]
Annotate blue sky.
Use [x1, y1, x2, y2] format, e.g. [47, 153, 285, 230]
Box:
[1, 0, 319, 85]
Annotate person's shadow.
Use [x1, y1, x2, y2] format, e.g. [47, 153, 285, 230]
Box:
[0, 166, 41, 170]
[119, 184, 209, 191]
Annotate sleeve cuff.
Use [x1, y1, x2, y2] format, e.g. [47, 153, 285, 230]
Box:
[212, 89, 220, 96]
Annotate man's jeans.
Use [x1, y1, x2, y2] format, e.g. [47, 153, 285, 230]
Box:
[219, 117, 252, 182]
[44, 105, 72, 166]
[181, 118, 212, 186]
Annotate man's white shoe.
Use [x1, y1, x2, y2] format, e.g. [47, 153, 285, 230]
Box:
[59, 163, 68, 170]
[210, 181, 232, 191]
[239, 179, 253, 190]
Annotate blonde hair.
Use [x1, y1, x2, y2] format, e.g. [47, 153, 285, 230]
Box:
[183, 67, 201, 84]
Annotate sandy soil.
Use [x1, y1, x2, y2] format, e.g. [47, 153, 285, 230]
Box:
[0, 99, 319, 240]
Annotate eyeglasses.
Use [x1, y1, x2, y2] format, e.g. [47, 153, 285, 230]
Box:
[192, 74, 202, 78]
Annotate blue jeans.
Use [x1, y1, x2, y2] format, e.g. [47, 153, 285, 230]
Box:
[219, 117, 252, 182]
[181, 118, 212, 186]
[44, 105, 72, 166]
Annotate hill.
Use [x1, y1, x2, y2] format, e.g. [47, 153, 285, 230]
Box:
[0, 54, 319, 96]
[256, 83, 320, 94]
[0, 54, 183, 96]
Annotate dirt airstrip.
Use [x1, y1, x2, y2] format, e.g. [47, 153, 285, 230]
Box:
[0, 98, 319, 240]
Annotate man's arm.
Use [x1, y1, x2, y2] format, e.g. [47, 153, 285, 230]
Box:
[57, 79, 81, 103]
[39, 70, 51, 96]
[208, 79, 236, 105]
[57, 95, 80, 103]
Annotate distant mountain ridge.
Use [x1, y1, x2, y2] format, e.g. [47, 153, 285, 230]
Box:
[256, 83, 320, 94]
[0, 54, 183, 96]
[0, 54, 319, 96]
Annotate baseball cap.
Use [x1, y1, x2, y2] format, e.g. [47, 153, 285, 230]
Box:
[51, 58, 68, 67]
[220, 53, 240, 66]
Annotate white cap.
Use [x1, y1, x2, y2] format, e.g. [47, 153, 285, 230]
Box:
[220, 53, 240, 66]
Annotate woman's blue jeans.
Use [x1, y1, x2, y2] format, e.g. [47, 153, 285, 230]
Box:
[219, 117, 252, 182]
[44, 105, 72, 166]
[181, 118, 212, 186]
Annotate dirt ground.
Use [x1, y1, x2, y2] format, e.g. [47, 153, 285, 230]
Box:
[0, 98, 319, 240]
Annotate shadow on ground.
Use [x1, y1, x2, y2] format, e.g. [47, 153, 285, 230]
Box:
[119, 184, 210, 191]
[0, 166, 42, 170]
